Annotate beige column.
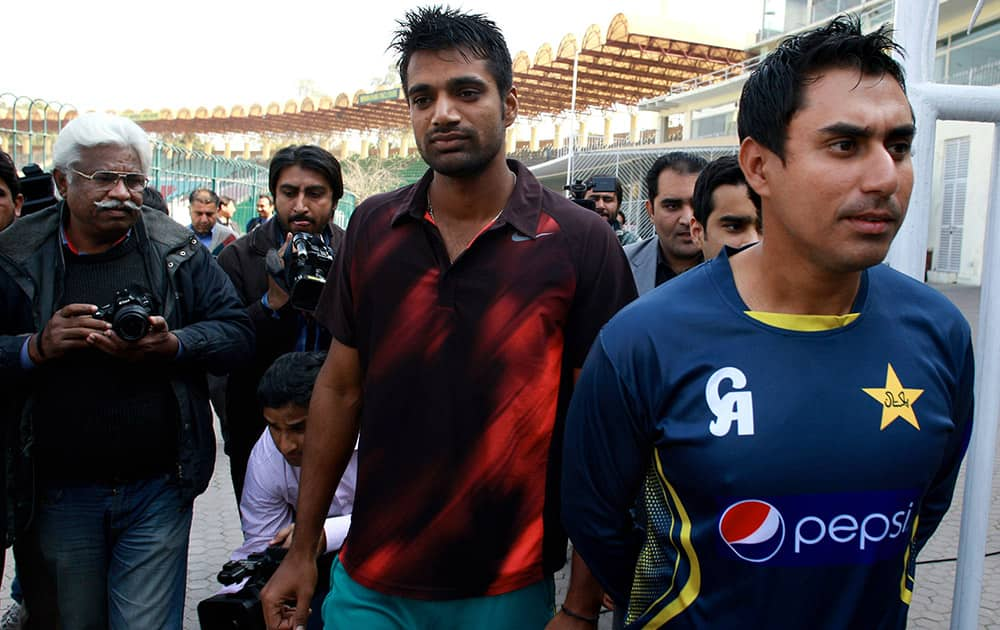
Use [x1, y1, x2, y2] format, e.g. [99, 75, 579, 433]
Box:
[603, 116, 613, 147]
[505, 126, 516, 154]
[553, 123, 563, 150]
[577, 120, 587, 148]
[338, 140, 349, 160]
[360, 138, 370, 159]
[630, 113, 640, 144]
[400, 133, 411, 157]
[223, 141, 232, 159]
[379, 135, 390, 159]
[243, 144, 251, 160]
[20, 136, 30, 162]
[262, 138, 272, 160]
[529, 125, 539, 151]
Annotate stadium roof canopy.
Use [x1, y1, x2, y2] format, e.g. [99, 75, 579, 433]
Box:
[127, 13, 747, 137]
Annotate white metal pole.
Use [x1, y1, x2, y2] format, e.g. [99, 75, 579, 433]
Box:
[884, 0, 937, 279]
[566, 47, 580, 192]
[951, 124, 1000, 630]
[891, 1, 1000, 627]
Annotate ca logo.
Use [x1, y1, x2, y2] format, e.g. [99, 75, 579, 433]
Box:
[706, 367, 755, 437]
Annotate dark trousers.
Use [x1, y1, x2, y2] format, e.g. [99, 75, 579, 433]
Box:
[227, 421, 264, 508]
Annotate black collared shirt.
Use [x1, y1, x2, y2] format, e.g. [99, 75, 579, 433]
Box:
[315, 159, 637, 599]
[654, 242, 703, 287]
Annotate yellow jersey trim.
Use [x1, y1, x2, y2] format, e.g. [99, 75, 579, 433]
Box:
[900, 515, 919, 604]
[642, 450, 701, 627]
[745, 311, 859, 331]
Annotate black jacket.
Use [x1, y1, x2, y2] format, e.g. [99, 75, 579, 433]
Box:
[217, 217, 344, 452]
[0, 203, 255, 546]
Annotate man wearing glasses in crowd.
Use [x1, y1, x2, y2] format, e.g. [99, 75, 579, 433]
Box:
[0, 112, 253, 629]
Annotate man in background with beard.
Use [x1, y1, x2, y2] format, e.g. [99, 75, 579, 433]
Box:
[217, 144, 345, 505]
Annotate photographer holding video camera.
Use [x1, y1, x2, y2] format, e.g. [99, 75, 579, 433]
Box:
[0, 113, 253, 630]
[198, 351, 357, 630]
[585, 175, 639, 246]
[218, 145, 345, 505]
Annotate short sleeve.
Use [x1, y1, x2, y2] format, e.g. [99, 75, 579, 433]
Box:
[314, 208, 362, 348]
[563, 219, 638, 369]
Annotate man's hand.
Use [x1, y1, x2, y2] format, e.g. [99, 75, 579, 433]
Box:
[260, 549, 317, 630]
[86, 316, 179, 361]
[544, 609, 600, 629]
[29, 304, 111, 364]
[271, 524, 296, 548]
[265, 234, 293, 311]
[544, 550, 604, 629]
[270, 524, 327, 556]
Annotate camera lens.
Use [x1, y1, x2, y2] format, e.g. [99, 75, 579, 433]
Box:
[114, 307, 151, 341]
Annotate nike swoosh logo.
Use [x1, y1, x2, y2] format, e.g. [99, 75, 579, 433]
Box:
[511, 232, 555, 242]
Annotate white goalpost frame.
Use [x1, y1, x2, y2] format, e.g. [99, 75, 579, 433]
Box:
[884, 1, 1000, 627]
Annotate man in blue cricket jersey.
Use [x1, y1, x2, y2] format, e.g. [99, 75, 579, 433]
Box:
[562, 16, 974, 629]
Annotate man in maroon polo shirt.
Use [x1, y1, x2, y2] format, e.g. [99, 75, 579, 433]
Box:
[262, 7, 636, 629]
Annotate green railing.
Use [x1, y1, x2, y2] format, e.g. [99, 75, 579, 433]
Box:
[0, 93, 356, 230]
[148, 144, 270, 229]
[0, 93, 76, 167]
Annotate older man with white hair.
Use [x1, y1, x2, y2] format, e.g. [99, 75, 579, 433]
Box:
[0, 112, 254, 629]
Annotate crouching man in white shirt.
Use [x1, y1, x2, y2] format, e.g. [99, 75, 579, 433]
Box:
[230, 351, 357, 629]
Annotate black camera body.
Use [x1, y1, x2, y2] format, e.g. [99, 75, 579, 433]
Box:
[93, 289, 154, 342]
[564, 179, 596, 212]
[286, 232, 335, 312]
[216, 546, 288, 587]
[197, 546, 288, 630]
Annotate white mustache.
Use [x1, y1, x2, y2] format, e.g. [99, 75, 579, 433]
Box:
[94, 200, 142, 212]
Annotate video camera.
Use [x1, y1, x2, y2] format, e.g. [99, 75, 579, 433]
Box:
[285, 232, 335, 312]
[197, 546, 288, 630]
[564, 179, 596, 212]
[18, 164, 57, 216]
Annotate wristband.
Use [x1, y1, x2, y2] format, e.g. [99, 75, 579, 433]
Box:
[34, 328, 47, 360]
[560, 604, 599, 625]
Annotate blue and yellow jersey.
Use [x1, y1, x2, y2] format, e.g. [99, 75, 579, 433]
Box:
[562, 250, 974, 629]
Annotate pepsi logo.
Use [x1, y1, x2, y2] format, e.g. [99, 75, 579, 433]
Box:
[719, 500, 785, 563]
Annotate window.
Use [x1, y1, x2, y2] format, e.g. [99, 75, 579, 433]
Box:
[936, 18, 1000, 86]
[935, 137, 970, 274]
[691, 104, 737, 139]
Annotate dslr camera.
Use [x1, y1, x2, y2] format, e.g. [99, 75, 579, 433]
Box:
[197, 546, 288, 630]
[93, 289, 154, 342]
[285, 232, 335, 312]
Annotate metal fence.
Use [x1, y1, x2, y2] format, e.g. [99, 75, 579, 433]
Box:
[530, 145, 739, 239]
[0, 93, 356, 230]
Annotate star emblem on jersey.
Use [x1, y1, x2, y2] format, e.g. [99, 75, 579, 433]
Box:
[862, 363, 924, 431]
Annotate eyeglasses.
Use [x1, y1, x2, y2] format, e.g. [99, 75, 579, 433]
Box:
[72, 169, 148, 192]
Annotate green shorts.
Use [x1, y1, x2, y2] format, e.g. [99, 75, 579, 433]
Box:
[322, 557, 556, 629]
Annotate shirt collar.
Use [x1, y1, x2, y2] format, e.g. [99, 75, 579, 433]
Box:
[61, 219, 131, 255]
[656, 240, 704, 275]
[390, 159, 542, 237]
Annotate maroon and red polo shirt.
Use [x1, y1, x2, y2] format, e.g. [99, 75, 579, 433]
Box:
[315, 160, 637, 599]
